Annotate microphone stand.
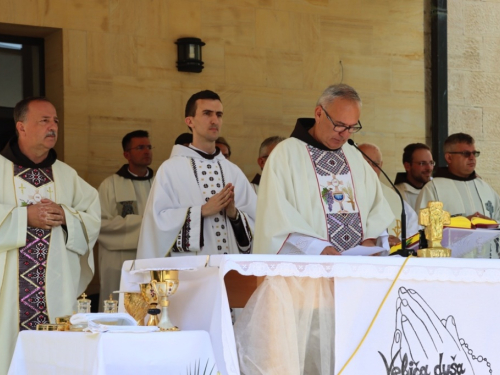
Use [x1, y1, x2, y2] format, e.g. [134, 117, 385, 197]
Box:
[347, 139, 415, 257]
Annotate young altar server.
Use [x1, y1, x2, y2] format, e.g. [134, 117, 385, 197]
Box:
[137, 90, 256, 258]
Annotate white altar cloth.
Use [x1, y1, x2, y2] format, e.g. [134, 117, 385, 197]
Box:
[443, 226, 500, 257]
[8, 330, 218, 375]
[116, 254, 500, 375]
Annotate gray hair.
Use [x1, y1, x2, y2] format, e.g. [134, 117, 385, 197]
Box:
[443, 133, 475, 153]
[358, 142, 382, 160]
[259, 136, 286, 158]
[316, 84, 362, 108]
[14, 97, 52, 123]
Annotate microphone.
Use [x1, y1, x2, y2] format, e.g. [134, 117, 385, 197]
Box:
[347, 139, 414, 257]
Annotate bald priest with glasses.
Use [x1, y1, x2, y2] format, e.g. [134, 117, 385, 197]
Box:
[253, 84, 394, 256]
[416, 132, 500, 258]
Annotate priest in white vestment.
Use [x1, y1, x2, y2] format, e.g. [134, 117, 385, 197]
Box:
[394, 143, 435, 211]
[0, 98, 100, 375]
[249, 136, 285, 194]
[253, 84, 394, 256]
[137, 90, 256, 259]
[358, 143, 419, 245]
[416, 132, 500, 258]
[235, 85, 394, 375]
[97, 130, 153, 311]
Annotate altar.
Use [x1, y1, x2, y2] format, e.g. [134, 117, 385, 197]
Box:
[116, 254, 500, 375]
[8, 330, 218, 375]
[8, 254, 500, 374]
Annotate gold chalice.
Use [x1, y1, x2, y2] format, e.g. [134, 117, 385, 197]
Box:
[150, 270, 180, 331]
[140, 282, 160, 326]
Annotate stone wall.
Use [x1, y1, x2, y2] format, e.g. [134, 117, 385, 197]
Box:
[448, 0, 500, 191]
[0, 0, 425, 187]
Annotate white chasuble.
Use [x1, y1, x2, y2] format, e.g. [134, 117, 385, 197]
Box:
[137, 145, 257, 259]
[416, 176, 500, 258]
[395, 181, 421, 212]
[97, 171, 152, 311]
[381, 183, 419, 239]
[0, 155, 100, 375]
[254, 137, 394, 254]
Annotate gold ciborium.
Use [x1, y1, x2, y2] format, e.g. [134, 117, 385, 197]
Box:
[150, 270, 180, 331]
[124, 292, 149, 326]
[140, 282, 160, 326]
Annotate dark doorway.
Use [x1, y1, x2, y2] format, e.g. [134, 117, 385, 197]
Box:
[0, 34, 45, 151]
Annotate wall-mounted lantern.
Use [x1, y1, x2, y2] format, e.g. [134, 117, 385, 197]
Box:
[175, 37, 205, 73]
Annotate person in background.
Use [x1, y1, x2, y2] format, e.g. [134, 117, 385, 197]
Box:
[97, 130, 154, 311]
[358, 143, 419, 248]
[250, 136, 285, 194]
[174, 132, 192, 146]
[416, 133, 500, 258]
[394, 143, 434, 211]
[216, 136, 231, 159]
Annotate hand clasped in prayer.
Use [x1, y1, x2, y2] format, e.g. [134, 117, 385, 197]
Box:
[27, 198, 66, 229]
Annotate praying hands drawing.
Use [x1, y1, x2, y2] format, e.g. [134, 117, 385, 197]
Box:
[389, 287, 492, 375]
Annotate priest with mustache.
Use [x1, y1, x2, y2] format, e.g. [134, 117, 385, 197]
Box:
[0, 97, 100, 375]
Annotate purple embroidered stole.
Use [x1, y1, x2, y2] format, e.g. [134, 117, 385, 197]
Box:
[307, 145, 363, 252]
[14, 165, 54, 330]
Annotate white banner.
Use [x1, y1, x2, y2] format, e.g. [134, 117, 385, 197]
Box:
[335, 272, 498, 374]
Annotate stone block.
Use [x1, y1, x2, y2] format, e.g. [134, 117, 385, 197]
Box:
[65, 0, 110, 32]
[464, 71, 500, 107]
[225, 45, 266, 86]
[391, 57, 425, 94]
[448, 69, 466, 106]
[289, 13, 321, 53]
[320, 17, 374, 56]
[448, 0, 465, 36]
[109, 0, 162, 37]
[241, 88, 283, 134]
[266, 50, 304, 89]
[464, 2, 500, 37]
[302, 51, 343, 92]
[481, 36, 500, 73]
[448, 35, 481, 71]
[163, 0, 201, 39]
[340, 56, 392, 94]
[256, 9, 295, 52]
[448, 105, 483, 139]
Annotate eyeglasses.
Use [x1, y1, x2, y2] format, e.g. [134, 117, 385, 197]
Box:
[320, 106, 362, 134]
[412, 161, 436, 167]
[127, 145, 154, 151]
[447, 151, 480, 158]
